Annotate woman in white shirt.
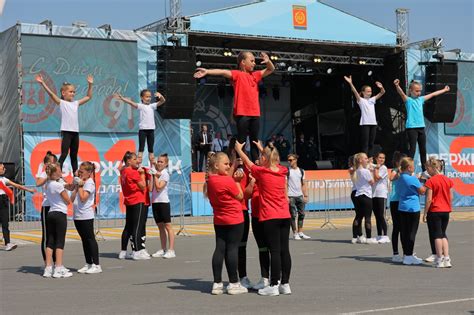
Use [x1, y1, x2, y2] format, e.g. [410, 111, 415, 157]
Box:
[351, 153, 377, 244]
[43, 163, 72, 278]
[71, 162, 101, 274]
[114, 90, 166, 165]
[150, 154, 176, 259]
[372, 152, 390, 244]
[344, 75, 385, 156]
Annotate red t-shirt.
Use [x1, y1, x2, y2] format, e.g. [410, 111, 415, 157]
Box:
[230, 70, 263, 117]
[120, 167, 145, 206]
[425, 174, 454, 212]
[250, 181, 260, 219]
[207, 174, 244, 225]
[250, 164, 290, 221]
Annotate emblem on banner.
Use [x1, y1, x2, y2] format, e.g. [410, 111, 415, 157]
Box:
[293, 5, 307, 30]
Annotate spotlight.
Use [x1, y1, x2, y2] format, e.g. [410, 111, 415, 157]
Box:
[313, 56, 322, 63]
[167, 34, 181, 46]
[432, 51, 444, 61]
[196, 60, 202, 67]
[326, 68, 333, 74]
[368, 70, 373, 76]
[39, 19, 53, 35]
[98, 24, 112, 37]
[275, 62, 286, 70]
[270, 54, 279, 61]
[358, 59, 366, 65]
[223, 48, 233, 57]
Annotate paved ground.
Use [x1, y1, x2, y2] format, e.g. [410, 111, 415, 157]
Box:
[1, 213, 473, 314]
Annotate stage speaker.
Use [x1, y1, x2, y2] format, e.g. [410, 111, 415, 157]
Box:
[424, 63, 458, 123]
[155, 46, 196, 119]
[315, 160, 333, 170]
[0, 162, 15, 180]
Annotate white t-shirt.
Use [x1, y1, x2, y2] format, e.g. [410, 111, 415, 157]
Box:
[0, 177, 10, 195]
[73, 178, 95, 220]
[355, 168, 373, 198]
[288, 167, 304, 197]
[36, 171, 49, 206]
[151, 169, 170, 203]
[60, 100, 80, 132]
[349, 167, 356, 191]
[373, 165, 388, 198]
[357, 97, 377, 125]
[45, 180, 68, 214]
[136, 103, 158, 130]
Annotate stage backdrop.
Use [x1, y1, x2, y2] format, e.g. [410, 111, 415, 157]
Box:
[18, 27, 192, 219]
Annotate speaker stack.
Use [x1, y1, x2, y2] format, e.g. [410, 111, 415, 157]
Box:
[155, 46, 196, 119]
[424, 62, 458, 123]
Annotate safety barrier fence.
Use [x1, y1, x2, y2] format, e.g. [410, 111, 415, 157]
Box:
[6, 179, 391, 233]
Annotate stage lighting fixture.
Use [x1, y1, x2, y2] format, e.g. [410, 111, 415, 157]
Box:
[432, 51, 444, 61]
[167, 34, 181, 46]
[368, 70, 373, 76]
[313, 56, 322, 63]
[39, 19, 53, 35]
[358, 59, 367, 65]
[326, 68, 333, 74]
[275, 62, 287, 70]
[196, 60, 202, 67]
[223, 48, 233, 57]
[270, 54, 279, 61]
[98, 24, 112, 37]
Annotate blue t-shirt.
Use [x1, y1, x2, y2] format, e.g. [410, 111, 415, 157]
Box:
[397, 173, 422, 212]
[405, 96, 425, 128]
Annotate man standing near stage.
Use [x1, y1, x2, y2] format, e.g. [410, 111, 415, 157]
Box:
[211, 132, 225, 152]
[196, 124, 212, 172]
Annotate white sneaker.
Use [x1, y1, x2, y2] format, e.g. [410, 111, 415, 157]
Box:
[391, 254, 403, 263]
[152, 249, 165, 258]
[351, 238, 358, 244]
[299, 232, 311, 239]
[293, 233, 301, 240]
[53, 266, 73, 278]
[252, 277, 270, 290]
[443, 256, 452, 268]
[258, 285, 280, 296]
[424, 254, 436, 263]
[163, 250, 176, 259]
[357, 236, 367, 244]
[142, 249, 151, 258]
[435, 257, 445, 268]
[211, 282, 224, 295]
[85, 264, 102, 274]
[227, 282, 248, 295]
[375, 235, 382, 242]
[118, 251, 127, 260]
[366, 238, 378, 244]
[5, 243, 17, 251]
[133, 249, 151, 260]
[412, 255, 423, 264]
[279, 283, 292, 295]
[43, 266, 53, 278]
[378, 236, 391, 244]
[240, 276, 253, 289]
[403, 255, 422, 265]
[77, 264, 91, 274]
[126, 251, 134, 259]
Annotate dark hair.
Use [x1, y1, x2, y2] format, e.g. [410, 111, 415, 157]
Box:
[374, 152, 385, 159]
[122, 151, 136, 165]
[237, 51, 252, 69]
[226, 137, 237, 157]
[359, 85, 371, 96]
[43, 151, 58, 164]
[392, 151, 406, 167]
[140, 89, 151, 97]
[60, 82, 74, 99]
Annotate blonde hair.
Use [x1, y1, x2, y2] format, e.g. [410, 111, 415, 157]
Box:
[400, 157, 414, 172]
[60, 83, 74, 99]
[261, 146, 280, 167]
[426, 157, 443, 172]
[203, 151, 228, 197]
[359, 85, 371, 97]
[351, 152, 367, 182]
[409, 80, 422, 90]
[45, 163, 60, 179]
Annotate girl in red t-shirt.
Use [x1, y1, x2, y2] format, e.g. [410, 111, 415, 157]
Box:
[119, 151, 148, 260]
[206, 152, 247, 295]
[194, 52, 275, 161]
[235, 140, 292, 297]
[423, 157, 454, 268]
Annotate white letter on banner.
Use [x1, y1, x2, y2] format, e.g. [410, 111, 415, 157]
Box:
[100, 161, 121, 177]
[168, 160, 182, 175]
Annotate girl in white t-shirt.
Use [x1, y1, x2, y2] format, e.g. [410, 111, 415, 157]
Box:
[344, 75, 385, 156]
[35, 151, 58, 262]
[150, 154, 176, 259]
[71, 162, 101, 274]
[114, 90, 166, 165]
[36, 74, 94, 175]
[43, 163, 72, 278]
[372, 152, 390, 244]
[351, 153, 376, 244]
[0, 163, 36, 251]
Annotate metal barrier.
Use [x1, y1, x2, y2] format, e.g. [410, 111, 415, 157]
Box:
[4, 179, 391, 234]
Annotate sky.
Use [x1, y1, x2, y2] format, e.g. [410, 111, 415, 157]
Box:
[0, 0, 473, 52]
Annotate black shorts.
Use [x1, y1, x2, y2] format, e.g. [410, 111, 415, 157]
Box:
[427, 212, 449, 239]
[152, 202, 171, 224]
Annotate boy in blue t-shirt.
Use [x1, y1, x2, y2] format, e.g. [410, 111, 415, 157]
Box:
[397, 157, 427, 265]
[393, 79, 450, 172]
